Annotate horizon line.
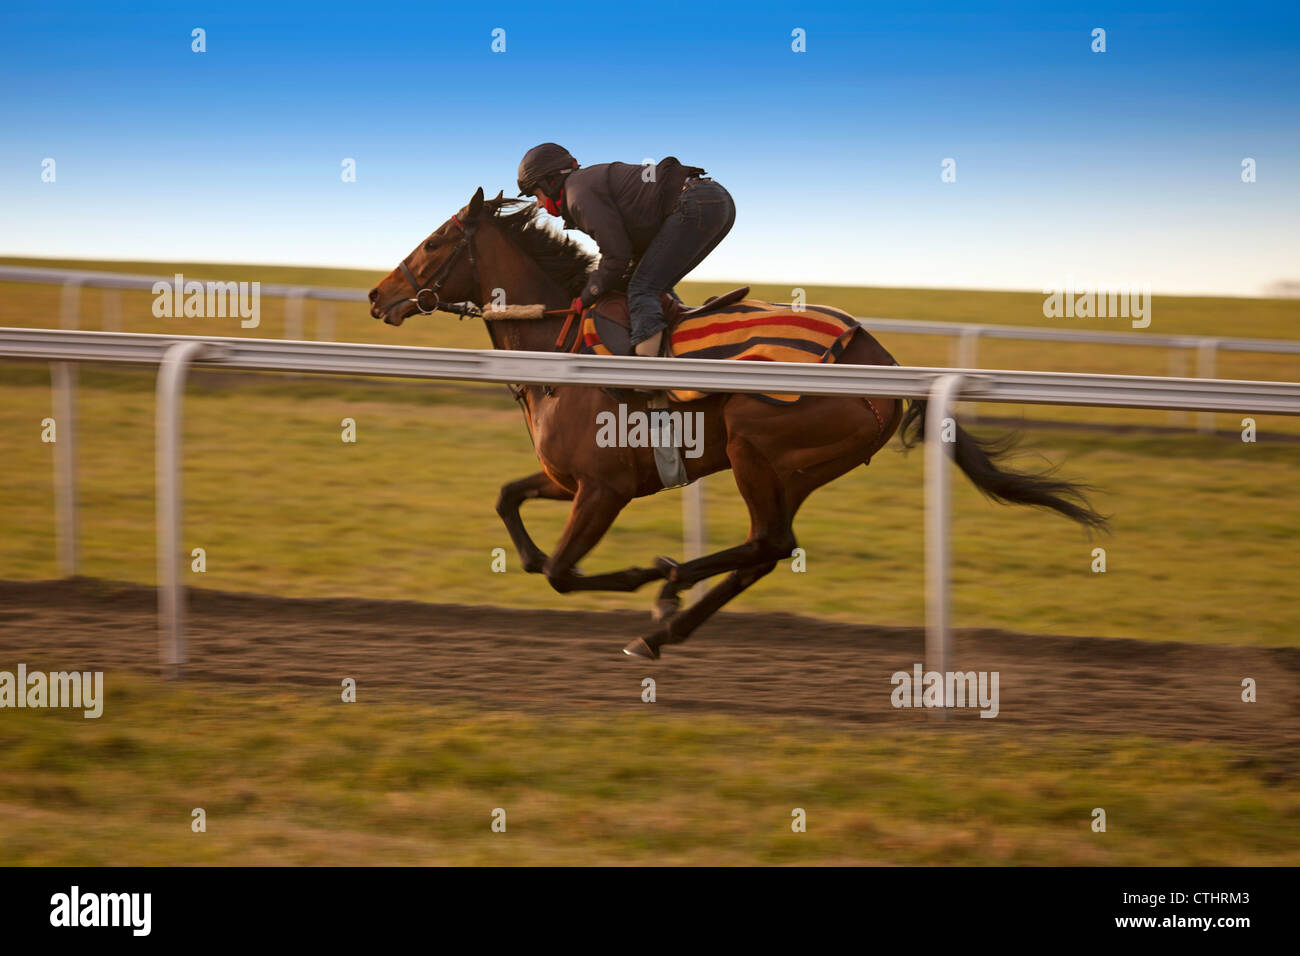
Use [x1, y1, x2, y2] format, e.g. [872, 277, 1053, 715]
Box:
[3, 254, 1297, 303]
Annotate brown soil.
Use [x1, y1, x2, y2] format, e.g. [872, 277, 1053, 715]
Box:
[1, 578, 1296, 757]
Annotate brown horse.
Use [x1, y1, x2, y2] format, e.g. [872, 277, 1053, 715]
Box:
[368, 187, 1106, 659]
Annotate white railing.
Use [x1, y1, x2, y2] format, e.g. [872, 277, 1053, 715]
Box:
[0, 264, 361, 342]
[4, 263, 1300, 435]
[4, 327, 1299, 690]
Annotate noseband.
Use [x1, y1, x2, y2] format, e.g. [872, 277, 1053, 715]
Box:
[398, 214, 482, 317]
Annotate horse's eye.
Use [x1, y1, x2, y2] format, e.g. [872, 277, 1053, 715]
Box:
[424, 240, 435, 251]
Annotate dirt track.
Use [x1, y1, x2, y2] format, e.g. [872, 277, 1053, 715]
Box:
[1, 578, 1297, 756]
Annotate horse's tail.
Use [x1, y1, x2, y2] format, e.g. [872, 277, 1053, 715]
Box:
[899, 399, 1109, 531]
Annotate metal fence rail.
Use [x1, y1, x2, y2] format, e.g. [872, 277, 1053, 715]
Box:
[5, 263, 1300, 434]
[5, 328, 1300, 411]
[3, 327, 1299, 686]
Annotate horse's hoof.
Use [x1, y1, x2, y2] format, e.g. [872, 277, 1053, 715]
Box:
[623, 637, 660, 660]
[651, 596, 680, 622]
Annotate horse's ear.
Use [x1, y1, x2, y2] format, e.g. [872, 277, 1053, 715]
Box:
[467, 186, 485, 218]
[492, 189, 504, 202]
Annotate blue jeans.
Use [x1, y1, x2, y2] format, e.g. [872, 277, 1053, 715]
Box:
[627, 179, 736, 346]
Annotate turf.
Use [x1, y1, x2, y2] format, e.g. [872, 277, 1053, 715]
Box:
[0, 364, 1296, 646]
[2, 260, 1296, 867]
[2, 261, 1296, 644]
[0, 673, 1294, 866]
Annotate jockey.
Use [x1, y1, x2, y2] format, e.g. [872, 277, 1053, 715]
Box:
[517, 143, 736, 357]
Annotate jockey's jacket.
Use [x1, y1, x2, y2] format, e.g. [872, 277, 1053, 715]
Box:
[559, 157, 705, 306]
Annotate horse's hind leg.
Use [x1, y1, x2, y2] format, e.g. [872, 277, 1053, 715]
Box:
[496, 472, 573, 573]
[654, 435, 797, 592]
[648, 528, 787, 621]
[651, 392, 898, 616]
[626, 560, 778, 659]
[634, 435, 797, 643]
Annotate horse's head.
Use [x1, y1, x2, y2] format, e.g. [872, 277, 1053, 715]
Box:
[369, 187, 493, 326]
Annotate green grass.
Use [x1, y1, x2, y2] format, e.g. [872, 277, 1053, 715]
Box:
[0, 671, 1294, 865]
[0, 365, 1297, 646]
[2, 261, 1297, 866]
[1, 261, 1297, 643]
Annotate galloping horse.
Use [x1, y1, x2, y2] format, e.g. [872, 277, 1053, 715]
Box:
[368, 188, 1106, 659]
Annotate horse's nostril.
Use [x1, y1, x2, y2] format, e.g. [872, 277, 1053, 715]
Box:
[368, 288, 379, 302]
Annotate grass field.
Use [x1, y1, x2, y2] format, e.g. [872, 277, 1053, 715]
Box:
[0, 256, 1297, 645]
[1, 672, 1296, 866]
[1, 363, 1297, 645]
[1, 258, 1297, 865]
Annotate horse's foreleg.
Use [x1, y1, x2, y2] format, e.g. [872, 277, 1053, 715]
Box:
[495, 472, 573, 573]
[542, 482, 667, 594]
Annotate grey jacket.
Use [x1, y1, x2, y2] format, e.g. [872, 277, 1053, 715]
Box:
[560, 158, 704, 304]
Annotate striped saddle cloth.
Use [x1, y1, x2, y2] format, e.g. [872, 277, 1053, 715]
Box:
[579, 299, 861, 404]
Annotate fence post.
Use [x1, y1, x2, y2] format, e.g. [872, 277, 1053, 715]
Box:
[284, 288, 308, 340]
[925, 373, 964, 714]
[156, 341, 215, 679]
[1167, 348, 1189, 427]
[50, 363, 79, 576]
[50, 278, 84, 576]
[952, 328, 981, 422]
[1196, 340, 1219, 435]
[682, 477, 706, 603]
[59, 279, 82, 330]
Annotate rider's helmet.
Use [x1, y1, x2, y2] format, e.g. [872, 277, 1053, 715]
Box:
[517, 143, 577, 198]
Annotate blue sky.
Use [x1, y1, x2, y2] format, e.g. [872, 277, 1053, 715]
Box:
[1, 0, 1297, 295]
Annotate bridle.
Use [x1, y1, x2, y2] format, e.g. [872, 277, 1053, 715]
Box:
[390, 206, 577, 339]
[398, 213, 483, 318]
[388, 205, 583, 437]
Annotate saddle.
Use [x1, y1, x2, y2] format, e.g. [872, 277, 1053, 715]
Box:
[576, 287, 751, 356]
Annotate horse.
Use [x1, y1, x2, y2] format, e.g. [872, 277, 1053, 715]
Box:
[368, 187, 1107, 659]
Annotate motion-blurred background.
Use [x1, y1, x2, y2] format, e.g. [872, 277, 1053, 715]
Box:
[0, 1, 1296, 865]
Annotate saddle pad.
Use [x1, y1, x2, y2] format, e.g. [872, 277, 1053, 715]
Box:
[578, 300, 861, 403]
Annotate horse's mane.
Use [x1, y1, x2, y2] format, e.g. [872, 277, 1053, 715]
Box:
[486, 197, 595, 298]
